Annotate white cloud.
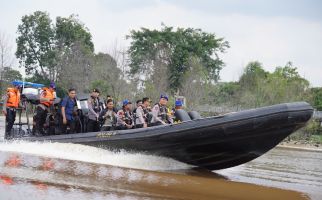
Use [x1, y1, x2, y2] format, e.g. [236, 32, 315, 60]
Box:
[1, 0, 321, 86]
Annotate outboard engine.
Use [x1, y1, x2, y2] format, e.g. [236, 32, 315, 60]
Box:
[188, 111, 202, 120]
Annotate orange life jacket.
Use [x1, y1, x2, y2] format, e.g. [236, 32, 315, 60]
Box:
[41, 87, 55, 107]
[6, 88, 20, 108]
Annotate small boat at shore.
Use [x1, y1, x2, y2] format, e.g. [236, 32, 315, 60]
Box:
[10, 102, 313, 170]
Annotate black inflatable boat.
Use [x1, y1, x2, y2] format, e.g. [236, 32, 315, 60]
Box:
[14, 102, 313, 170]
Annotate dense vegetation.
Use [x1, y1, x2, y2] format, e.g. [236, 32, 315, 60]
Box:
[0, 11, 321, 140]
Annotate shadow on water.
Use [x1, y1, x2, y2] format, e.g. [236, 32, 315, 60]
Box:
[0, 150, 309, 200]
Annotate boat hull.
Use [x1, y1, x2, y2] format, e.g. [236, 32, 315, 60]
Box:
[16, 102, 313, 170]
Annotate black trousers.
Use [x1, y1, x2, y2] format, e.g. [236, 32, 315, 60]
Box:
[34, 106, 48, 135]
[101, 126, 114, 131]
[62, 120, 76, 134]
[149, 121, 163, 127]
[87, 119, 100, 132]
[135, 124, 144, 129]
[5, 108, 16, 139]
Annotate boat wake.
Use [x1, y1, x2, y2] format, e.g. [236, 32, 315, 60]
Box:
[0, 140, 192, 171]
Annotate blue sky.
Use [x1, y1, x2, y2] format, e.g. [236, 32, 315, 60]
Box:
[0, 0, 321, 86]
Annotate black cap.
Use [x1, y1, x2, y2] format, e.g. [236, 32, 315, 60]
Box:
[93, 88, 100, 93]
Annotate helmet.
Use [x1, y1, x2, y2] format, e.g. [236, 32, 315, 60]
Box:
[175, 100, 183, 107]
[93, 88, 100, 93]
[122, 99, 132, 106]
[160, 94, 169, 101]
[49, 82, 56, 89]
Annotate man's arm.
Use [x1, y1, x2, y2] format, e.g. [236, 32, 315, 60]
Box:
[2, 95, 8, 115]
[61, 98, 67, 124]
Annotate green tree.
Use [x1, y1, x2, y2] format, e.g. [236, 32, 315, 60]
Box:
[15, 11, 94, 84]
[127, 25, 229, 94]
[16, 11, 55, 79]
[311, 87, 322, 111]
[1, 67, 23, 82]
[55, 15, 94, 53]
[0, 67, 23, 96]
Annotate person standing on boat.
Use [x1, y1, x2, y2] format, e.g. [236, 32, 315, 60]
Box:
[116, 99, 134, 130]
[99, 99, 117, 131]
[61, 88, 77, 134]
[135, 97, 151, 128]
[151, 94, 173, 126]
[34, 82, 56, 136]
[2, 84, 21, 139]
[87, 88, 101, 132]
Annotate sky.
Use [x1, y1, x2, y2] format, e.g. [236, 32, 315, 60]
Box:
[0, 0, 321, 87]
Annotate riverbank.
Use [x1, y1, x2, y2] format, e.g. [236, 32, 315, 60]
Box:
[277, 140, 322, 152]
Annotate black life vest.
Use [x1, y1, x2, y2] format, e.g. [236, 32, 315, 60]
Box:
[123, 109, 133, 125]
[155, 103, 168, 122]
[91, 96, 101, 113]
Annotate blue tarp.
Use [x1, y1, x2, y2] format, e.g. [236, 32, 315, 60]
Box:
[11, 80, 44, 88]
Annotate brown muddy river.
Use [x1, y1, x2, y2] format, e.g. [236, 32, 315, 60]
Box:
[0, 118, 321, 200]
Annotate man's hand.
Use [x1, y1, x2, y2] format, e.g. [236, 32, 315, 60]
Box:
[2, 110, 7, 116]
[63, 118, 67, 125]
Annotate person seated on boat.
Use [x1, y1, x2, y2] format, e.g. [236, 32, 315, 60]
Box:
[133, 99, 142, 115]
[116, 99, 134, 130]
[172, 100, 184, 123]
[135, 97, 152, 128]
[150, 94, 173, 126]
[174, 100, 183, 110]
[61, 88, 77, 134]
[132, 99, 142, 125]
[87, 88, 101, 132]
[99, 99, 117, 131]
[34, 82, 56, 136]
[2, 84, 21, 139]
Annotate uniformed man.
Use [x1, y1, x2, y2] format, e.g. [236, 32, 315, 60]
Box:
[100, 99, 117, 131]
[172, 100, 184, 123]
[151, 94, 173, 126]
[174, 100, 183, 110]
[87, 88, 101, 132]
[34, 82, 56, 136]
[116, 99, 134, 130]
[135, 97, 151, 128]
[2, 84, 21, 139]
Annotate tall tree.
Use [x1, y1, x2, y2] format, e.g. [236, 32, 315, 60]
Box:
[127, 25, 229, 94]
[55, 14, 94, 53]
[16, 11, 55, 79]
[1, 67, 23, 83]
[15, 11, 94, 84]
[55, 14, 94, 86]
